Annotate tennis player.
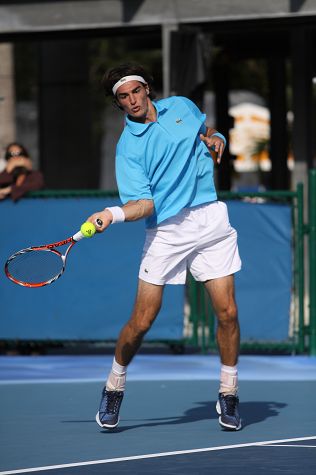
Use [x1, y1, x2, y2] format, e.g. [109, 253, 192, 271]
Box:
[87, 63, 242, 431]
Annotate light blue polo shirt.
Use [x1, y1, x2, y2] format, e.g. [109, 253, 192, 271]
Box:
[116, 96, 218, 228]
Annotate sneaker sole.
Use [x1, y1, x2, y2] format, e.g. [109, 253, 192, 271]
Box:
[216, 401, 242, 431]
[95, 412, 119, 429]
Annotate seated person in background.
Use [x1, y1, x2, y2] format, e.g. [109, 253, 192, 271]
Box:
[0, 142, 44, 201]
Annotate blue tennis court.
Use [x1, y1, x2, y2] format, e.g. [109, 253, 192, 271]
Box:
[0, 354, 315, 474]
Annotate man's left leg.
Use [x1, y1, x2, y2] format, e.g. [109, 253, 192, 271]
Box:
[204, 274, 242, 430]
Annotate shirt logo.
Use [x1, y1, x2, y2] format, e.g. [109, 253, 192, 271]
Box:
[176, 118, 183, 124]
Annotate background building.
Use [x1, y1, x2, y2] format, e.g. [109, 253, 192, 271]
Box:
[0, 0, 315, 191]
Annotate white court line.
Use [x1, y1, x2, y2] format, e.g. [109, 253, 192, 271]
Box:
[262, 444, 316, 448]
[0, 436, 315, 475]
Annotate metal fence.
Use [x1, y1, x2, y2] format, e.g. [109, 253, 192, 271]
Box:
[26, 169, 316, 355]
[188, 171, 316, 356]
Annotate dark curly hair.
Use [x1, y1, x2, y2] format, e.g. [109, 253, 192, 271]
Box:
[102, 63, 156, 100]
[5, 142, 30, 160]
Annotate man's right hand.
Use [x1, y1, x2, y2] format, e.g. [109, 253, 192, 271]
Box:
[86, 209, 114, 232]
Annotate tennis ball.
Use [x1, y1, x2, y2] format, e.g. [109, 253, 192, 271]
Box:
[80, 222, 96, 238]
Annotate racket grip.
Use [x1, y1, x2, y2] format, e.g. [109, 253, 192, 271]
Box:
[73, 231, 85, 242]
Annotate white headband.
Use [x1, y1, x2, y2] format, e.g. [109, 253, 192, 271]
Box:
[112, 75, 147, 95]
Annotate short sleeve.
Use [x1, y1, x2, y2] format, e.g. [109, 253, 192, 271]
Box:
[116, 153, 153, 204]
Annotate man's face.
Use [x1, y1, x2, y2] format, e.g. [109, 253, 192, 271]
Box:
[115, 81, 150, 122]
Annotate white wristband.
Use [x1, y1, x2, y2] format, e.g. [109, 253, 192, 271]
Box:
[106, 206, 125, 223]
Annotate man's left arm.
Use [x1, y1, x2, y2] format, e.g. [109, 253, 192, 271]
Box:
[200, 127, 226, 164]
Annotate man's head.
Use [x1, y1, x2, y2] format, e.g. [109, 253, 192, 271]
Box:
[102, 63, 156, 121]
[103, 63, 155, 99]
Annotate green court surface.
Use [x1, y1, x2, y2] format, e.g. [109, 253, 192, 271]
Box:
[0, 355, 315, 474]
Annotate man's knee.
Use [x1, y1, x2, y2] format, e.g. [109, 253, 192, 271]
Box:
[128, 320, 148, 336]
[129, 303, 161, 336]
[128, 316, 154, 336]
[126, 280, 163, 337]
[217, 302, 238, 327]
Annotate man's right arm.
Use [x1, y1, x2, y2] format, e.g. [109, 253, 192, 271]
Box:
[122, 199, 154, 221]
[86, 199, 154, 232]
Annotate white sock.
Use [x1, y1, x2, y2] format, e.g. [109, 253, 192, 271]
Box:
[219, 364, 238, 396]
[106, 357, 127, 392]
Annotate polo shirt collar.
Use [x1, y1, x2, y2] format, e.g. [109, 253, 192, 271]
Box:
[125, 101, 168, 136]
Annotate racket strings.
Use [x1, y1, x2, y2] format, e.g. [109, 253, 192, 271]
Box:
[7, 249, 64, 284]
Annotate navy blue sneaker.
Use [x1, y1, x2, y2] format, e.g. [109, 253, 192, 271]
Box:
[96, 388, 124, 429]
[216, 393, 242, 431]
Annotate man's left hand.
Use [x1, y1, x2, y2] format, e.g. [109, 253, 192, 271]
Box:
[199, 133, 225, 165]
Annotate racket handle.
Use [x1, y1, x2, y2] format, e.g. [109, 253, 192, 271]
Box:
[73, 219, 103, 241]
[73, 231, 85, 242]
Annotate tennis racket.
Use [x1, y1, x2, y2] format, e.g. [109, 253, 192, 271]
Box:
[4, 219, 102, 288]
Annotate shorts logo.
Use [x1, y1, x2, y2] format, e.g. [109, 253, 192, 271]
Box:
[176, 118, 183, 124]
[144, 268, 149, 273]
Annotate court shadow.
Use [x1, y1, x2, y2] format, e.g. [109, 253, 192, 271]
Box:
[239, 401, 287, 428]
[116, 401, 216, 431]
[61, 420, 96, 423]
[61, 401, 287, 432]
[99, 400, 287, 433]
[61, 402, 215, 431]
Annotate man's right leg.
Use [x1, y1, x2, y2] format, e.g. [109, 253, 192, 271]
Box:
[114, 279, 164, 366]
[96, 279, 164, 429]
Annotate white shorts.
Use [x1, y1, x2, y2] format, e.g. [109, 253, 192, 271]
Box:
[139, 201, 241, 285]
